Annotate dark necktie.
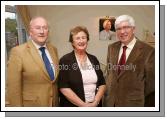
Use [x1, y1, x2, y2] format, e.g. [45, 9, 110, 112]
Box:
[39, 47, 54, 80]
[118, 46, 127, 74]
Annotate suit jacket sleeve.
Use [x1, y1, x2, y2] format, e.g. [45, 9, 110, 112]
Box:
[144, 48, 155, 97]
[7, 47, 23, 106]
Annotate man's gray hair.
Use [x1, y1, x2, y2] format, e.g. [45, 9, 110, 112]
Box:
[115, 15, 135, 29]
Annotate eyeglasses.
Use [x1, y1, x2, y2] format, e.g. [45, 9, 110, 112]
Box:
[116, 26, 132, 32]
[31, 26, 48, 31]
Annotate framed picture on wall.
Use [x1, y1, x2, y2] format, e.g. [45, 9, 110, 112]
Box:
[99, 17, 116, 40]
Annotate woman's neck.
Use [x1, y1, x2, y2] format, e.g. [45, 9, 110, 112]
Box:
[74, 50, 87, 62]
[74, 49, 86, 56]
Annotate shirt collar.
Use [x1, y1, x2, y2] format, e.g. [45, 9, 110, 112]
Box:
[121, 37, 137, 49]
[31, 40, 47, 50]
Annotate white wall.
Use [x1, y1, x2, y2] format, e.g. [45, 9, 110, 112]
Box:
[28, 5, 155, 64]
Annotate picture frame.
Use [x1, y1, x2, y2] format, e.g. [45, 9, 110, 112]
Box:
[99, 17, 116, 40]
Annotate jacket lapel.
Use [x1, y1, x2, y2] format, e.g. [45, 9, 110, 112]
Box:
[113, 42, 121, 65]
[46, 43, 59, 82]
[112, 42, 121, 75]
[27, 40, 51, 81]
[126, 40, 143, 65]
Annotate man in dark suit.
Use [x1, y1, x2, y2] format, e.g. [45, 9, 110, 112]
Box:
[103, 15, 155, 107]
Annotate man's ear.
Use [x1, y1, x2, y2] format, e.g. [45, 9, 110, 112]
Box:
[133, 26, 136, 33]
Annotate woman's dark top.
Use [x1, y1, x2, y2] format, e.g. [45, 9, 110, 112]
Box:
[57, 51, 105, 107]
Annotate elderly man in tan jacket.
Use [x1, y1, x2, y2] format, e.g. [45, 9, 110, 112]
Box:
[7, 16, 59, 107]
